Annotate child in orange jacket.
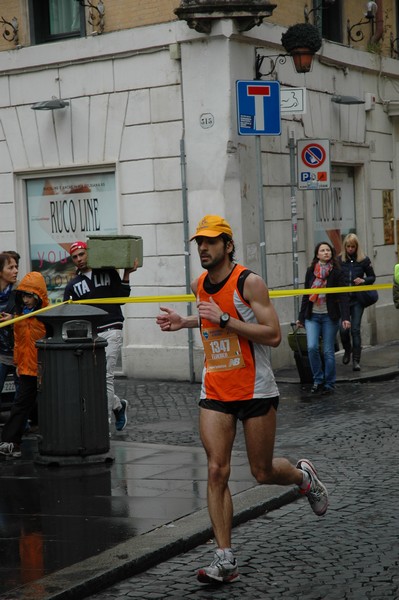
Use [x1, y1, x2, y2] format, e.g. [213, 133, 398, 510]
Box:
[0, 272, 48, 459]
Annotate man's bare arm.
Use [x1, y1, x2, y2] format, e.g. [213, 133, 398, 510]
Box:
[156, 278, 199, 332]
[196, 273, 281, 347]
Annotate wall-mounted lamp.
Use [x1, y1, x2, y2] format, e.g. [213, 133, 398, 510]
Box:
[31, 98, 70, 111]
[347, 1, 377, 45]
[304, 0, 335, 26]
[256, 23, 322, 79]
[74, 0, 105, 34]
[255, 49, 317, 79]
[331, 95, 365, 105]
[0, 15, 19, 45]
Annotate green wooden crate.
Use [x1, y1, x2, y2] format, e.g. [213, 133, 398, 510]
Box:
[87, 235, 143, 269]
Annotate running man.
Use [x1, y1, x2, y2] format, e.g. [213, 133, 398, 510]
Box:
[156, 214, 328, 584]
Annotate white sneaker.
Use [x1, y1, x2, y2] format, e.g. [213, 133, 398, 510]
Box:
[0, 442, 22, 458]
[297, 458, 328, 516]
[197, 549, 239, 584]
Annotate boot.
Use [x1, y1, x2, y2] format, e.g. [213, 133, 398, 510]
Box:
[342, 345, 352, 365]
[340, 329, 352, 365]
[353, 349, 361, 371]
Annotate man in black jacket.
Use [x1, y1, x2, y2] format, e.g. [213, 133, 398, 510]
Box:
[64, 241, 137, 431]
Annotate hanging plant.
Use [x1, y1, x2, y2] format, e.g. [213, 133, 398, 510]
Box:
[281, 22, 322, 54]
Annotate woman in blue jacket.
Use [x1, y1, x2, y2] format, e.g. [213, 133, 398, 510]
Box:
[338, 233, 376, 371]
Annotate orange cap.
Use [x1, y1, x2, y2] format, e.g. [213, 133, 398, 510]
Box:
[190, 215, 233, 241]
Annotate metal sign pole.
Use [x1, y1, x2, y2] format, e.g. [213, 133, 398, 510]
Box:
[255, 134, 267, 283]
[236, 79, 281, 285]
[289, 131, 299, 317]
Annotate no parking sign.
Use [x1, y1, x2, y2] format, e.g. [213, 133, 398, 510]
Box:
[297, 139, 330, 189]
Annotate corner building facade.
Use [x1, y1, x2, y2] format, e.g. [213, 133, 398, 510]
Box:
[1, 0, 399, 380]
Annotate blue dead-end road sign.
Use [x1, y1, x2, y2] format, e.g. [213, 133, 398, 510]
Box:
[236, 80, 281, 135]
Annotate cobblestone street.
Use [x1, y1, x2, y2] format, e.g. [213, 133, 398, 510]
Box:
[85, 378, 399, 600]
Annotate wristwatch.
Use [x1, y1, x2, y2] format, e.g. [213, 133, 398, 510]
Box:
[220, 312, 230, 329]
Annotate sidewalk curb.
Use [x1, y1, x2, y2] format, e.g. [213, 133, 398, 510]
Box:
[9, 486, 299, 600]
[275, 366, 399, 385]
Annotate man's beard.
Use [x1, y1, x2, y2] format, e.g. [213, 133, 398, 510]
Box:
[200, 253, 225, 270]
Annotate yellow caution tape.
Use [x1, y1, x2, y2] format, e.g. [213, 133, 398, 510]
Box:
[0, 283, 392, 328]
[0, 301, 70, 328]
[71, 283, 391, 302]
[74, 295, 197, 304]
[269, 283, 391, 297]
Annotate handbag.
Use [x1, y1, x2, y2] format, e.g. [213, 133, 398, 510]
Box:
[356, 289, 378, 307]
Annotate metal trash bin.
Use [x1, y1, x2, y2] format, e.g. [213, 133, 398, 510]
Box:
[35, 304, 112, 466]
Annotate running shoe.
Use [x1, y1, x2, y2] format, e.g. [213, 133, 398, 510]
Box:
[114, 399, 128, 431]
[0, 442, 22, 458]
[297, 458, 328, 516]
[197, 549, 239, 584]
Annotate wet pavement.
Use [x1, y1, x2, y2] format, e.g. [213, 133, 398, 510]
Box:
[0, 341, 399, 599]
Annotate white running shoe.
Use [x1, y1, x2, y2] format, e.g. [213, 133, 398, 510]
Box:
[197, 549, 239, 584]
[297, 458, 328, 516]
[0, 442, 22, 458]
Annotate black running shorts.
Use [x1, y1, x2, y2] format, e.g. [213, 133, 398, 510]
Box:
[198, 396, 279, 421]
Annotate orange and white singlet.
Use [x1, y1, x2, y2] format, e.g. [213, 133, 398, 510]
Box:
[197, 264, 279, 401]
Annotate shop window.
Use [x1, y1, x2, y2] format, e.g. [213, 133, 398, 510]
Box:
[321, 0, 343, 44]
[29, 0, 85, 44]
[313, 166, 355, 253]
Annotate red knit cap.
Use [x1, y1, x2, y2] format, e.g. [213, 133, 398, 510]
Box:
[69, 241, 87, 255]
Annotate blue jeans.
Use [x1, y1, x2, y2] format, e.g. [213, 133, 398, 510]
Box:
[305, 314, 339, 389]
[340, 300, 364, 355]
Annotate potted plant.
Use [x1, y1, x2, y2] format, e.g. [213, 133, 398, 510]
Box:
[281, 22, 322, 72]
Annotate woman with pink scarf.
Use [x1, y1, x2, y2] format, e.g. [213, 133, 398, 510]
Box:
[296, 242, 351, 395]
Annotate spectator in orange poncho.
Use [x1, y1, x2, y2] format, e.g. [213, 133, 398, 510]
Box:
[0, 271, 48, 459]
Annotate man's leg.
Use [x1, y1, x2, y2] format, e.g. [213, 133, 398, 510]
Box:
[199, 407, 236, 548]
[243, 407, 328, 516]
[243, 407, 302, 486]
[99, 329, 128, 431]
[198, 407, 239, 583]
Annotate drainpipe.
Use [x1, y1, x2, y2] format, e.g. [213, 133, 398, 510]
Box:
[176, 45, 196, 383]
[371, 0, 383, 44]
[180, 138, 196, 383]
